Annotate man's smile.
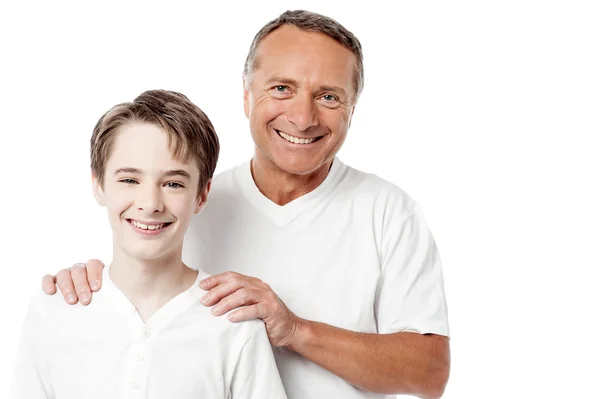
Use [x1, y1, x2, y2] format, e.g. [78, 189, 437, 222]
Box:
[275, 129, 324, 145]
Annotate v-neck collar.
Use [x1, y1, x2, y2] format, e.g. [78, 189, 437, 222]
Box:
[233, 157, 345, 227]
[103, 266, 205, 334]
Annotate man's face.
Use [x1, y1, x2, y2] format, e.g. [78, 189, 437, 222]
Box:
[93, 123, 208, 261]
[244, 25, 356, 177]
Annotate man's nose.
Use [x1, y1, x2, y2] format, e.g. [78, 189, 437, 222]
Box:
[286, 94, 319, 132]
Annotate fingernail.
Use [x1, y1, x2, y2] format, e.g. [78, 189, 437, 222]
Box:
[211, 305, 221, 315]
[201, 294, 210, 305]
[66, 293, 77, 303]
[80, 293, 91, 303]
[90, 280, 101, 291]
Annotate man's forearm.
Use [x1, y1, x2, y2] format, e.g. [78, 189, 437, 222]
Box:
[288, 319, 450, 399]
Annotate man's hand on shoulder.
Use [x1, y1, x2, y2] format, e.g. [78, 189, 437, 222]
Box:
[200, 271, 302, 347]
[41, 259, 105, 305]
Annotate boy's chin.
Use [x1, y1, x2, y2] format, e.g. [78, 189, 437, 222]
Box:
[121, 245, 178, 262]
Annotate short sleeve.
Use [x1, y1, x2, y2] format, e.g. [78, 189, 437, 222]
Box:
[375, 205, 450, 337]
[231, 320, 287, 399]
[10, 292, 55, 399]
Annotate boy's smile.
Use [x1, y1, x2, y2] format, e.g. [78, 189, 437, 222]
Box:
[127, 219, 173, 236]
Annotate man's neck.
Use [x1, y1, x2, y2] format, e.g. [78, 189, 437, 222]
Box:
[251, 155, 333, 206]
[108, 247, 197, 322]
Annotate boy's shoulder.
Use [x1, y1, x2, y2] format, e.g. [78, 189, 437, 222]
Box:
[190, 270, 268, 343]
[28, 283, 110, 328]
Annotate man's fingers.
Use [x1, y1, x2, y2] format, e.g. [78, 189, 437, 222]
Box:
[41, 274, 57, 295]
[226, 303, 264, 323]
[199, 271, 243, 290]
[71, 264, 92, 305]
[201, 279, 242, 307]
[86, 259, 105, 292]
[211, 288, 261, 316]
[200, 271, 252, 306]
[55, 268, 78, 305]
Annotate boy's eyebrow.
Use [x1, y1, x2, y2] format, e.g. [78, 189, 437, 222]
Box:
[113, 168, 191, 179]
[163, 169, 191, 179]
[113, 167, 141, 175]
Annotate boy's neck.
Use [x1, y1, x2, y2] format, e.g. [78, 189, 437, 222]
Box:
[108, 247, 198, 323]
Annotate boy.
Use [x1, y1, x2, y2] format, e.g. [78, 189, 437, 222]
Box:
[12, 90, 287, 398]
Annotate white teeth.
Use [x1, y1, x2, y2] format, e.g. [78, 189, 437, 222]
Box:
[277, 130, 317, 144]
[132, 220, 165, 230]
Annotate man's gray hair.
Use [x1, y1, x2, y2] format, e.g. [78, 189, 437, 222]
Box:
[243, 10, 364, 102]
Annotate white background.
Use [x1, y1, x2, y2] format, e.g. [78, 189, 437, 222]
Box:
[1, 1, 598, 398]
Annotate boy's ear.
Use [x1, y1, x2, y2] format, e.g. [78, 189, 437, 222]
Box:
[92, 173, 106, 206]
[194, 179, 212, 214]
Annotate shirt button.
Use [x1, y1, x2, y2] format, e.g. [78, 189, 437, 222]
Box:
[129, 306, 136, 313]
[131, 379, 140, 389]
[136, 353, 145, 361]
[142, 329, 151, 338]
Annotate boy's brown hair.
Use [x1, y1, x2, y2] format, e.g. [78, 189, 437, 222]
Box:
[90, 90, 220, 194]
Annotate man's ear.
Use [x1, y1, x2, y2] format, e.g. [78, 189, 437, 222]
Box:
[194, 179, 212, 214]
[92, 173, 106, 206]
[243, 78, 250, 119]
[348, 105, 356, 129]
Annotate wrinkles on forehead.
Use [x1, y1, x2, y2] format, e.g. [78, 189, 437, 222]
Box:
[248, 26, 358, 101]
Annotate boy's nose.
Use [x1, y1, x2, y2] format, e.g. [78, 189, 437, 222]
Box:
[137, 186, 164, 214]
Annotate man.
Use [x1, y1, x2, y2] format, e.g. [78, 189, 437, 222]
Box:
[43, 10, 450, 399]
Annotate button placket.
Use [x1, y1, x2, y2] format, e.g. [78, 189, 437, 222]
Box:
[130, 379, 141, 389]
[122, 325, 153, 398]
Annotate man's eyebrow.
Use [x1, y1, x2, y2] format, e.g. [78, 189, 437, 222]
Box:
[264, 76, 299, 87]
[113, 167, 141, 176]
[318, 85, 348, 97]
[163, 169, 191, 179]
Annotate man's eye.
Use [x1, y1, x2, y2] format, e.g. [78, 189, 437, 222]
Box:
[119, 179, 138, 184]
[322, 94, 337, 102]
[165, 182, 184, 189]
[274, 85, 288, 92]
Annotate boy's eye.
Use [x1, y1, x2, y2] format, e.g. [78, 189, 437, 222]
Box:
[119, 179, 138, 184]
[165, 182, 184, 189]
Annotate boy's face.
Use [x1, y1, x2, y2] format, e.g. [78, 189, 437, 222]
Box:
[92, 122, 209, 261]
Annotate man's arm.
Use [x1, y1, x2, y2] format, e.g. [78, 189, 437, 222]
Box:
[291, 319, 449, 398]
[200, 272, 450, 399]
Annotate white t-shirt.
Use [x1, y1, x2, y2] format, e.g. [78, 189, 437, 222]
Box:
[183, 157, 450, 399]
[12, 268, 287, 399]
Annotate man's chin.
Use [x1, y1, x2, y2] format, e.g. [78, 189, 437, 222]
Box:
[264, 153, 328, 176]
[278, 160, 331, 178]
